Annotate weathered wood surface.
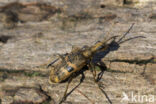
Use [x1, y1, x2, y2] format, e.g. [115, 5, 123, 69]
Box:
[0, 0, 156, 104]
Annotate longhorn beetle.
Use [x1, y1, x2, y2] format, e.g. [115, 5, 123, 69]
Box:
[47, 23, 136, 104]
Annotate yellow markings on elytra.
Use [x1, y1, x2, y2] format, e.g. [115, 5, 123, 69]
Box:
[54, 77, 59, 83]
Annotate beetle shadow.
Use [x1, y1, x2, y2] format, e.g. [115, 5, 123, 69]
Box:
[91, 36, 146, 87]
[92, 23, 144, 66]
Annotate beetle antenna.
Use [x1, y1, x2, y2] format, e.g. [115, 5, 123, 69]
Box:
[117, 23, 135, 43]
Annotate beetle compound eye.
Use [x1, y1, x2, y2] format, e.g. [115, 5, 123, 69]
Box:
[67, 66, 74, 72]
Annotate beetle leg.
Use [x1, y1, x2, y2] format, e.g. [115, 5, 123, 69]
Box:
[59, 74, 73, 104]
[36, 53, 66, 69]
[47, 58, 59, 68]
[95, 61, 107, 82]
[88, 62, 97, 82]
[89, 61, 112, 104]
[46, 53, 68, 68]
[35, 57, 58, 70]
[55, 53, 65, 60]
[59, 72, 86, 104]
[63, 76, 73, 99]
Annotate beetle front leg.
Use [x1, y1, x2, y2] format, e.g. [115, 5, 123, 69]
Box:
[35, 54, 61, 69]
[46, 53, 68, 68]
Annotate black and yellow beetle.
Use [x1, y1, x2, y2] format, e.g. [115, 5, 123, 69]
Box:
[47, 23, 136, 104]
[48, 36, 117, 83]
